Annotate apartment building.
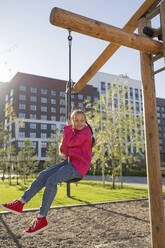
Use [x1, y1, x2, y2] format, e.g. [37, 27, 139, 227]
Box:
[156, 98, 165, 164]
[2, 71, 165, 164]
[4, 72, 97, 161]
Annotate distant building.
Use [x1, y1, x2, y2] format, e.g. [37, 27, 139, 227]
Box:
[156, 98, 165, 165]
[2, 71, 165, 164]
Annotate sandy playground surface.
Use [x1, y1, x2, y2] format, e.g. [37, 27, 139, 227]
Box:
[0, 199, 163, 248]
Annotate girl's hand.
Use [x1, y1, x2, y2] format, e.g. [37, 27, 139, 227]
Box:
[67, 118, 72, 126]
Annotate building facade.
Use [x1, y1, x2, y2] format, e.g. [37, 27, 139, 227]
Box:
[2, 71, 165, 164]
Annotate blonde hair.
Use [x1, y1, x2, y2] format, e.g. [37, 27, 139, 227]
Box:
[70, 109, 86, 120]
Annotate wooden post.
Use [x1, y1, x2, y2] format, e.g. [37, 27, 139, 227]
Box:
[138, 17, 165, 248]
[50, 8, 163, 54]
[160, 0, 165, 60]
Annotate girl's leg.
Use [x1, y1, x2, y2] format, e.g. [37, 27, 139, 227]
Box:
[21, 161, 67, 203]
[39, 162, 82, 216]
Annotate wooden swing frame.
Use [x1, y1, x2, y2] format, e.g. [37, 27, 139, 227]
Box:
[50, 1, 165, 247]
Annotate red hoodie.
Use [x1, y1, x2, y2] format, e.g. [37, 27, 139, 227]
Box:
[61, 125, 92, 176]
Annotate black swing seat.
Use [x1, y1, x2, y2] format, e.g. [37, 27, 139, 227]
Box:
[65, 177, 83, 183]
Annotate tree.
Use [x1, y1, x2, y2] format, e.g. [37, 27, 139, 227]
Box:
[87, 80, 144, 189]
[0, 122, 10, 182]
[17, 140, 38, 184]
[44, 128, 63, 169]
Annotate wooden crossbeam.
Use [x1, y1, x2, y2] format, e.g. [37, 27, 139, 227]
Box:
[50, 8, 162, 53]
[50, 0, 162, 92]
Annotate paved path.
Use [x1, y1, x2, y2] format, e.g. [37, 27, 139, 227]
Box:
[84, 175, 165, 189]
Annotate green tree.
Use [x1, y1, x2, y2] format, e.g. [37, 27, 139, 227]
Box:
[17, 140, 38, 184]
[87, 81, 144, 189]
[0, 123, 10, 182]
[44, 128, 63, 169]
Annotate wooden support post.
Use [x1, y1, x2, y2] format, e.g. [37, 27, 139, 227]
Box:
[138, 17, 165, 248]
[160, 0, 165, 60]
[50, 8, 163, 54]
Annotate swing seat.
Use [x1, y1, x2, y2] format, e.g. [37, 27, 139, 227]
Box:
[65, 177, 83, 183]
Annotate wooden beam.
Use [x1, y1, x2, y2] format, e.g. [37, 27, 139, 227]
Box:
[50, 1, 162, 92]
[138, 17, 165, 248]
[50, 8, 163, 53]
[160, 0, 165, 60]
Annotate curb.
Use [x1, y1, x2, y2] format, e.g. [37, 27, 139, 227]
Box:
[0, 197, 148, 215]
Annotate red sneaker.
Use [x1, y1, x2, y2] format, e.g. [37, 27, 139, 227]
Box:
[24, 217, 48, 236]
[0, 200, 24, 214]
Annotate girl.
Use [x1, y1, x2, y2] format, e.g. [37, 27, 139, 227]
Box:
[0, 109, 94, 235]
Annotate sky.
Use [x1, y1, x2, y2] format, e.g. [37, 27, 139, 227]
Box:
[0, 0, 164, 98]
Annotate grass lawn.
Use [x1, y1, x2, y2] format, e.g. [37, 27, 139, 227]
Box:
[0, 178, 159, 212]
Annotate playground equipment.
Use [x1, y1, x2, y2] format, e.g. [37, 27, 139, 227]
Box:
[50, 1, 165, 247]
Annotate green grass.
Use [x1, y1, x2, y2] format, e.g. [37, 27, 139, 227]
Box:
[0, 178, 160, 212]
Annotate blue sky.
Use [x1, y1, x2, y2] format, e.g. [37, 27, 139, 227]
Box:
[0, 0, 164, 98]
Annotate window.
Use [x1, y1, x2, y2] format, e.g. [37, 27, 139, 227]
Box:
[101, 81, 106, 90]
[51, 89, 56, 96]
[60, 99, 65, 105]
[32, 141, 37, 148]
[5, 94, 8, 101]
[30, 105, 37, 111]
[19, 132, 25, 138]
[51, 115, 56, 121]
[60, 91, 65, 97]
[41, 124, 47, 130]
[60, 107, 65, 114]
[135, 88, 139, 100]
[19, 113, 26, 118]
[41, 106, 47, 112]
[41, 88, 48, 94]
[157, 106, 160, 111]
[30, 114, 36, 119]
[41, 133, 47, 139]
[41, 115, 47, 120]
[78, 94, 83, 100]
[30, 96, 37, 102]
[51, 107, 56, 113]
[161, 107, 165, 112]
[136, 102, 140, 113]
[51, 99, 56, 104]
[20, 85, 26, 91]
[30, 87, 37, 93]
[41, 141, 47, 147]
[30, 132, 36, 138]
[51, 124, 56, 130]
[71, 95, 74, 99]
[129, 88, 133, 99]
[162, 113, 165, 118]
[19, 104, 26, 110]
[157, 112, 161, 118]
[87, 95, 92, 101]
[60, 116, 65, 122]
[78, 102, 83, 108]
[41, 97, 47, 103]
[19, 94, 26, 101]
[30, 123, 36, 129]
[18, 141, 24, 148]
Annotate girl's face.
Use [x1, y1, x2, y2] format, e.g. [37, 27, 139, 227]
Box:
[71, 113, 86, 130]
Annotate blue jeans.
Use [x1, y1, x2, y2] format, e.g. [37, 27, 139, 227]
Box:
[21, 160, 82, 216]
